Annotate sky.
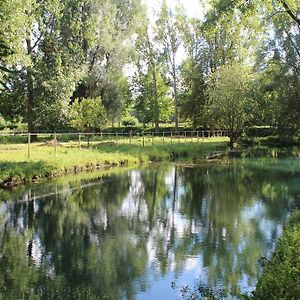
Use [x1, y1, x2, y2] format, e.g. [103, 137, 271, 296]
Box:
[143, 0, 205, 20]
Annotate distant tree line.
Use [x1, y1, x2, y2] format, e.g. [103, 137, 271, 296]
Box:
[0, 0, 299, 144]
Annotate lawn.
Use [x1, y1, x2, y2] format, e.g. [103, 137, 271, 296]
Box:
[0, 136, 229, 186]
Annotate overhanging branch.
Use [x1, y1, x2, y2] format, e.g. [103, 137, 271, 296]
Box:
[280, 0, 300, 26]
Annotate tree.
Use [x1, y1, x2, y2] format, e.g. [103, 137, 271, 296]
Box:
[69, 97, 106, 132]
[134, 69, 172, 126]
[206, 63, 254, 148]
[180, 60, 207, 128]
[252, 0, 300, 132]
[155, 1, 181, 130]
[0, 0, 92, 133]
[201, 0, 260, 73]
[177, 16, 208, 128]
[133, 20, 167, 131]
[71, 0, 145, 127]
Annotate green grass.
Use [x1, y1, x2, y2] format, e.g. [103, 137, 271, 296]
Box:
[0, 136, 229, 185]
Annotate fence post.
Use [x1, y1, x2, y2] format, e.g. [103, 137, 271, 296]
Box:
[129, 130, 132, 145]
[78, 133, 81, 149]
[116, 132, 118, 144]
[27, 133, 31, 159]
[162, 132, 165, 145]
[197, 131, 199, 142]
[171, 131, 173, 145]
[152, 132, 154, 145]
[185, 131, 187, 143]
[54, 132, 57, 156]
[142, 132, 145, 147]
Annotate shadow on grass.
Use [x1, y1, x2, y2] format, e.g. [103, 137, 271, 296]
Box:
[0, 161, 55, 184]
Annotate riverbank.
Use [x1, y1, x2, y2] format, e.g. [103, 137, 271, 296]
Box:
[0, 137, 228, 187]
[242, 135, 300, 147]
[253, 210, 300, 299]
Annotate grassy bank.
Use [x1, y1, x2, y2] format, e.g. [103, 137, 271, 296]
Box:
[0, 137, 228, 186]
[253, 210, 300, 299]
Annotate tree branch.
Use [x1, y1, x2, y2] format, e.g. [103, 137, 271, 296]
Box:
[284, 30, 300, 58]
[0, 80, 10, 92]
[31, 16, 55, 51]
[280, 0, 300, 26]
[0, 65, 17, 74]
[266, 10, 286, 21]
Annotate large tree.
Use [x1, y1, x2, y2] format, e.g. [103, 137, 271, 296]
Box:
[132, 19, 168, 131]
[177, 16, 208, 128]
[71, 0, 145, 127]
[155, 1, 181, 130]
[0, 0, 92, 132]
[206, 63, 254, 148]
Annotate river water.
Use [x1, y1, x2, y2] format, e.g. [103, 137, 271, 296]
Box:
[0, 148, 299, 299]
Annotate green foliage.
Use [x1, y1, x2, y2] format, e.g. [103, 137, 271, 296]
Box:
[71, 0, 145, 126]
[246, 126, 278, 138]
[69, 98, 106, 132]
[134, 70, 172, 125]
[206, 63, 254, 147]
[254, 210, 300, 299]
[121, 116, 139, 127]
[155, 0, 181, 129]
[0, 0, 90, 132]
[180, 59, 207, 128]
[0, 0, 299, 138]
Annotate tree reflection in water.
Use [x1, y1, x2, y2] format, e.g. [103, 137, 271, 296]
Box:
[0, 156, 299, 299]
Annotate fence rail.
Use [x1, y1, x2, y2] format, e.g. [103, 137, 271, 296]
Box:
[0, 130, 229, 159]
[0, 130, 229, 138]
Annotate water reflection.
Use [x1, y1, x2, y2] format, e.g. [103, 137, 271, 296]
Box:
[0, 157, 299, 299]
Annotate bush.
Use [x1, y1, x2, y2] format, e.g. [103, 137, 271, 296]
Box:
[246, 126, 278, 137]
[121, 116, 139, 127]
[254, 210, 300, 299]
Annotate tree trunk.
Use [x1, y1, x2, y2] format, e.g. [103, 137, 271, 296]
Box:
[280, 0, 300, 26]
[26, 38, 36, 139]
[26, 68, 34, 132]
[229, 134, 235, 150]
[152, 68, 160, 133]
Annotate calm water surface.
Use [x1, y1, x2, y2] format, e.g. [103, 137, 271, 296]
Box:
[0, 148, 300, 299]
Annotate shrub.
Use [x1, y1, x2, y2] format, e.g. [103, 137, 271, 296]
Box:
[246, 126, 278, 137]
[254, 210, 300, 299]
[121, 116, 139, 127]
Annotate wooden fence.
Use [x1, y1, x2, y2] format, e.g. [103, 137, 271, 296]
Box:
[0, 130, 229, 159]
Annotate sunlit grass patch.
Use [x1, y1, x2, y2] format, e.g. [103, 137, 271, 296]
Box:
[0, 137, 229, 185]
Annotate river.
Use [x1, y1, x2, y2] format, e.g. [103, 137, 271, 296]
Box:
[0, 147, 299, 299]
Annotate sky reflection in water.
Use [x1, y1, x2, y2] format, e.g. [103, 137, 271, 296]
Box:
[0, 153, 299, 299]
